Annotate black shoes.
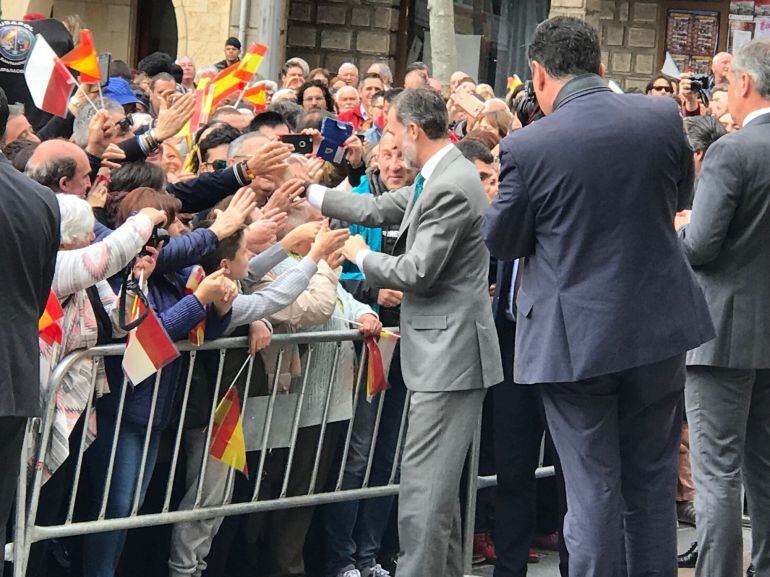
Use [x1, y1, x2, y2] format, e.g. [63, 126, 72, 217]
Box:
[678, 541, 698, 569]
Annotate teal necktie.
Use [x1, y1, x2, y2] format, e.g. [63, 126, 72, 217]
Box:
[412, 173, 425, 203]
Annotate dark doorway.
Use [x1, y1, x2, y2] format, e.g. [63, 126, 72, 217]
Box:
[135, 0, 178, 65]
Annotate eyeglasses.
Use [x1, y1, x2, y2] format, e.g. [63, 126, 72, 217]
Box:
[651, 85, 673, 94]
[203, 159, 228, 171]
[116, 116, 133, 134]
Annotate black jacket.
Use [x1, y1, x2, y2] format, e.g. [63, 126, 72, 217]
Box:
[0, 155, 60, 417]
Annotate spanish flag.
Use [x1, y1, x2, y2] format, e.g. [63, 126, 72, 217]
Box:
[234, 43, 268, 82]
[507, 74, 523, 94]
[38, 290, 64, 346]
[122, 300, 180, 386]
[210, 62, 245, 110]
[242, 82, 267, 111]
[184, 266, 206, 346]
[365, 333, 398, 401]
[209, 385, 249, 476]
[61, 30, 100, 83]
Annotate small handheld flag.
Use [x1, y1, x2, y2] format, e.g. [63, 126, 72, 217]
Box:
[209, 385, 249, 476]
[122, 300, 180, 386]
[365, 332, 398, 401]
[61, 30, 100, 83]
[24, 35, 77, 118]
[38, 290, 64, 346]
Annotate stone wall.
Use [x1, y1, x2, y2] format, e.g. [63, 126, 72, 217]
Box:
[599, 0, 660, 90]
[550, 0, 662, 91]
[52, 0, 136, 62]
[285, 0, 400, 76]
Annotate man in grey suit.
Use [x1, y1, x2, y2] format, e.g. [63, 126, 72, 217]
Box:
[678, 39, 770, 577]
[483, 18, 715, 577]
[305, 88, 503, 577]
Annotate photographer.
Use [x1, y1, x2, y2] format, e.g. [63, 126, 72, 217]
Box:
[679, 72, 708, 117]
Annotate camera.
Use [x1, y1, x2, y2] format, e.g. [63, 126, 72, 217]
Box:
[515, 81, 544, 127]
[689, 74, 710, 93]
[139, 226, 170, 256]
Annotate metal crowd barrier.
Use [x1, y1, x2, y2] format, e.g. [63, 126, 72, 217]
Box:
[11, 330, 554, 577]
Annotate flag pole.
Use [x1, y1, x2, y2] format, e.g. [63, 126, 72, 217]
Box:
[74, 81, 100, 113]
[97, 82, 105, 109]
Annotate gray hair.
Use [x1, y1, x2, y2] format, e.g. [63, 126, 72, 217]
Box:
[26, 157, 78, 192]
[369, 62, 393, 85]
[57, 194, 95, 246]
[72, 97, 124, 148]
[732, 39, 770, 99]
[339, 62, 358, 73]
[392, 88, 449, 140]
[227, 132, 266, 160]
[285, 57, 310, 77]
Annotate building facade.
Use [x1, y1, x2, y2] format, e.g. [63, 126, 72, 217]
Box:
[2, 0, 751, 92]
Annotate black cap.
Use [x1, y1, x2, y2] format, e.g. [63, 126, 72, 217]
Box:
[225, 37, 242, 50]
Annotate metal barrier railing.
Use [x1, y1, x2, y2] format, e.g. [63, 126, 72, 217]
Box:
[11, 329, 553, 577]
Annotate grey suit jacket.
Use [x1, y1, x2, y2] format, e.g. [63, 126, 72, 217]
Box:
[679, 113, 770, 368]
[320, 146, 503, 392]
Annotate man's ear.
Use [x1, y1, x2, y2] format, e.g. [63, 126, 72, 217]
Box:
[58, 176, 69, 192]
[531, 61, 546, 92]
[598, 63, 606, 79]
[741, 72, 753, 99]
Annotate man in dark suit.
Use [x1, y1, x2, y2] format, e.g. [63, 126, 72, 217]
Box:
[482, 17, 715, 577]
[678, 38, 770, 577]
[0, 87, 60, 576]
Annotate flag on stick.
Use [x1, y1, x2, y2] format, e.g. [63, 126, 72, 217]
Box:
[38, 290, 64, 346]
[122, 300, 179, 386]
[365, 333, 398, 401]
[24, 35, 77, 118]
[210, 62, 246, 110]
[242, 82, 268, 110]
[61, 29, 100, 83]
[234, 44, 268, 82]
[209, 385, 249, 476]
[184, 266, 206, 345]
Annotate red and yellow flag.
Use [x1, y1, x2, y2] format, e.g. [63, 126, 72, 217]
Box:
[242, 82, 268, 111]
[365, 332, 398, 401]
[122, 300, 180, 386]
[210, 62, 245, 110]
[234, 43, 268, 82]
[184, 266, 206, 345]
[61, 29, 100, 83]
[209, 385, 248, 476]
[38, 290, 64, 346]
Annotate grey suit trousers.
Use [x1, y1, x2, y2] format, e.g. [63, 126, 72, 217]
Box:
[686, 366, 770, 577]
[540, 354, 685, 577]
[396, 389, 486, 577]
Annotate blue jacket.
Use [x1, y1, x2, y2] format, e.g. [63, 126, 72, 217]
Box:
[100, 228, 231, 430]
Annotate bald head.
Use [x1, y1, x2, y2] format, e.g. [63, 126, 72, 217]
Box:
[26, 140, 92, 197]
[712, 52, 732, 84]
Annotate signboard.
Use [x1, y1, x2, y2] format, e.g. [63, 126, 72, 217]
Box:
[664, 9, 720, 75]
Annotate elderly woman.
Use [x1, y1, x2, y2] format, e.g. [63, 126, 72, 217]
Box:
[27, 196, 165, 577]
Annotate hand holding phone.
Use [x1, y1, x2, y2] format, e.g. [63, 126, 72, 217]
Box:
[280, 134, 314, 155]
[451, 91, 484, 118]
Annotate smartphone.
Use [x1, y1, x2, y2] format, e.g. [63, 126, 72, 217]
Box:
[98, 52, 112, 87]
[451, 90, 484, 118]
[280, 134, 314, 155]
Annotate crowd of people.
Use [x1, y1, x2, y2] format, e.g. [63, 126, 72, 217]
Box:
[1, 10, 769, 577]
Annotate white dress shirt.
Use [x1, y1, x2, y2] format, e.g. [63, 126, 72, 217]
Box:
[743, 107, 770, 127]
[308, 143, 456, 272]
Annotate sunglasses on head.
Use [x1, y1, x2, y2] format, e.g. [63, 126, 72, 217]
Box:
[204, 159, 228, 171]
[652, 85, 673, 93]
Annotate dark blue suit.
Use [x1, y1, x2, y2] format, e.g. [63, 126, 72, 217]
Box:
[482, 75, 715, 576]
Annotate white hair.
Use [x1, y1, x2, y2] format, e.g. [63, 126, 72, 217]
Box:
[57, 194, 95, 246]
[285, 57, 310, 77]
[335, 85, 360, 101]
[339, 62, 358, 73]
[732, 40, 770, 99]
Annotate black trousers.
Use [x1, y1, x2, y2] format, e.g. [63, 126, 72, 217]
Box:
[0, 416, 27, 577]
[493, 318, 568, 577]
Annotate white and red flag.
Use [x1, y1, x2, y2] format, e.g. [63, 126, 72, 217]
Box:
[23, 34, 77, 118]
[122, 300, 180, 386]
